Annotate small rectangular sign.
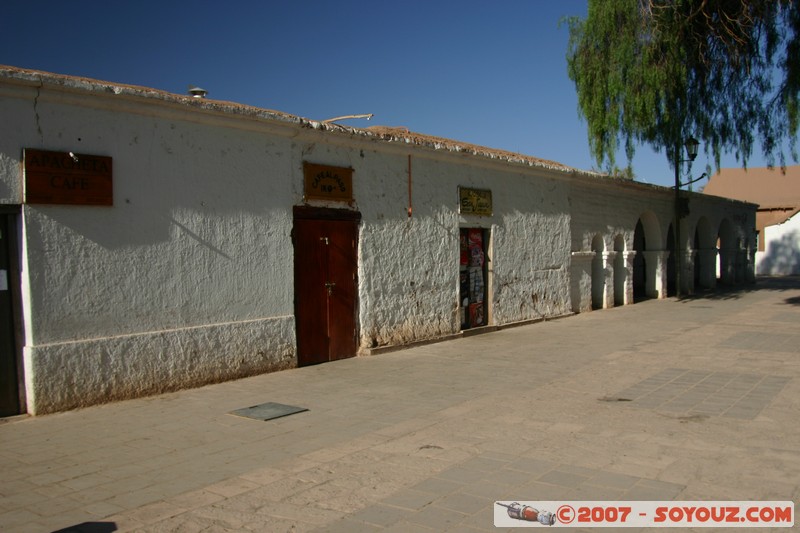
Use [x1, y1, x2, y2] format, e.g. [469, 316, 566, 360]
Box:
[303, 162, 353, 203]
[459, 186, 492, 216]
[24, 148, 113, 206]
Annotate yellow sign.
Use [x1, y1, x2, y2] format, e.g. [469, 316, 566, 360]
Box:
[459, 187, 492, 216]
[303, 163, 353, 203]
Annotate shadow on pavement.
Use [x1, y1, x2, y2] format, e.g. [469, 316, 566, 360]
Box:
[784, 295, 800, 306]
[679, 276, 800, 304]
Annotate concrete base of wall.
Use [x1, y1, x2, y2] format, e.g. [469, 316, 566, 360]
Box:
[24, 316, 295, 415]
[361, 313, 575, 356]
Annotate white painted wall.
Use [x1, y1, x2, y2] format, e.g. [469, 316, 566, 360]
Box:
[1, 76, 579, 412]
[756, 213, 800, 275]
[355, 153, 572, 349]
[0, 67, 758, 414]
[2, 82, 298, 413]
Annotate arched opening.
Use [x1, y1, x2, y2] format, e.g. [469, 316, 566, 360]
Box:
[633, 220, 647, 301]
[633, 211, 663, 301]
[613, 234, 626, 306]
[666, 224, 676, 297]
[718, 218, 737, 284]
[693, 216, 714, 291]
[591, 234, 605, 310]
[694, 225, 702, 289]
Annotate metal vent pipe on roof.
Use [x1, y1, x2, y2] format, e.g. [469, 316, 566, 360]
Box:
[188, 86, 208, 98]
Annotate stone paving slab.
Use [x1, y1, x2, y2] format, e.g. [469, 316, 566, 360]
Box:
[0, 277, 799, 532]
[612, 367, 791, 419]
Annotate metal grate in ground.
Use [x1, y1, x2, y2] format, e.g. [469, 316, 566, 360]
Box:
[229, 402, 308, 421]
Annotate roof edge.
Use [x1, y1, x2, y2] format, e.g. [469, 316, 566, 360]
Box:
[0, 64, 604, 178]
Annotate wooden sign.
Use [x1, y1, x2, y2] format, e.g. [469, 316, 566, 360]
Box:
[459, 187, 492, 216]
[24, 149, 113, 206]
[303, 162, 353, 203]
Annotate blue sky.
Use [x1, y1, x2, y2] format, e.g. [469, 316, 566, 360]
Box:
[0, 1, 787, 187]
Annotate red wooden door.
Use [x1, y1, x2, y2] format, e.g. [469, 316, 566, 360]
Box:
[294, 216, 358, 366]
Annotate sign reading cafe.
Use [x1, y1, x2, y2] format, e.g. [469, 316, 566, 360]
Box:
[23, 148, 113, 206]
[303, 162, 353, 203]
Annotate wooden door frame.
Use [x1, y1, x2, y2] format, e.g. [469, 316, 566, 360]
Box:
[0, 205, 25, 415]
[293, 205, 362, 222]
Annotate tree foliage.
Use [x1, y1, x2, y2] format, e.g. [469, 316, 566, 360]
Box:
[566, 0, 800, 173]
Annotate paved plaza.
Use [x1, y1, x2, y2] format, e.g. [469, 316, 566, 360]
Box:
[1, 277, 798, 532]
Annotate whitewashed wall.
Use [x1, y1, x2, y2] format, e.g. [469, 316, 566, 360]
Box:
[0, 76, 578, 413]
[0, 68, 758, 414]
[353, 152, 572, 350]
[756, 213, 800, 275]
[1, 82, 298, 413]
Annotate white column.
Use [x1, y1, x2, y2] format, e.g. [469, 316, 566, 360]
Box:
[643, 250, 670, 299]
[603, 251, 617, 309]
[696, 248, 717, 290]
[718, 247, 736, 285]
[622, 251, 636, 305]
[685, 249, 697, 295]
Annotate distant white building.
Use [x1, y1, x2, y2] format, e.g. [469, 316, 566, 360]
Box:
[0, 66, 756, 415]
[704, 166, 800, 276]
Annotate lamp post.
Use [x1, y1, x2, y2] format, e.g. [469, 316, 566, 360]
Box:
[674, 136, 699, 297]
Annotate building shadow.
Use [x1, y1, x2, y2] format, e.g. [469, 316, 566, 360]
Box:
[784, 295, 800, 306]
[679, 275, 800, 303]
[52, 522, 117, 533]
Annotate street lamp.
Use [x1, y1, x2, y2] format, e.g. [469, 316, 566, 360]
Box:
[684, 137, 699, 162]
[673, 136, 700, 297]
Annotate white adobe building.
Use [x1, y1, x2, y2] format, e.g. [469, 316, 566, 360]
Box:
[0, 66, 756, 415]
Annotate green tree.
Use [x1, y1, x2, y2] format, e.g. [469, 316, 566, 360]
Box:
[566, 0, 800, 173]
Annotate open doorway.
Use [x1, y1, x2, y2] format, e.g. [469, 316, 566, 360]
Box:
[459, 228, 489, 329]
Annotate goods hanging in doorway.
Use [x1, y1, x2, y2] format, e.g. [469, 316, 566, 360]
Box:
[459, 228, 487, 329]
